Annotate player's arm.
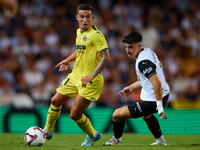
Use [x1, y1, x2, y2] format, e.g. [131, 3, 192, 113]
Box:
[81, 48, 111, 87]
[91, 48, 111, 78]
[139, 59, 167, 119]
[149, 74, 167, 119]
[149, 74, 162, 101]
[0, 0, 18, 17]
[55, 52, 77, 72]
[129, 81, 142, 90]
[118, 81, 141, 98]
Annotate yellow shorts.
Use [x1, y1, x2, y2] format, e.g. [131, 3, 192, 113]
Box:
[56, 74, 103, 101]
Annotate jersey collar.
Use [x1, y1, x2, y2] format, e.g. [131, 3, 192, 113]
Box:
[80, 25, 94, 33]
[136, 48, 144, 59]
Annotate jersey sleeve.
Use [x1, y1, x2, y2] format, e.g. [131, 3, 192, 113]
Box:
[138, 59, 156, 79]
[92, 31, 108, 52]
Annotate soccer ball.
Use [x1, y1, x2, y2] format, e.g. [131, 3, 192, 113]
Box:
[24, 126, 46, 146]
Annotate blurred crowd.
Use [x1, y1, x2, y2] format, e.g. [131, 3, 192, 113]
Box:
[0, 0, 200, 109]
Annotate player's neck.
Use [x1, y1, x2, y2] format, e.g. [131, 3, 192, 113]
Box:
[80, 25, 93, 32]
[135, 47, 144, 58]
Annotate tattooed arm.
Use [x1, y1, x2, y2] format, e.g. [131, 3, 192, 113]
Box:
[81, 48, 111, 87]
[91, 48, 111, 77]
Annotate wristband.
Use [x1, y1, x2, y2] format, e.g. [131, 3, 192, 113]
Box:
[156, 100, 163, 115]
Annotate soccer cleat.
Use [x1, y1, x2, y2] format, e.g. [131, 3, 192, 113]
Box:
[104, 136, 122, 146]
[151, 140, 169, 145]
[44, 129, 53, 140]
[81, 132, 102, 146]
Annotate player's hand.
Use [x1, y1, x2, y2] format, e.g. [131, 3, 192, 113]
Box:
[159, 111, 167, 119]
[55, 61, 69, 72]
[81, 75, 94, 87]
[118, 87, 132, 98]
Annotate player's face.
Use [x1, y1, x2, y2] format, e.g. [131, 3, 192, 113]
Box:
[76, 10, 94, 31]
[124, 42, 142, 58]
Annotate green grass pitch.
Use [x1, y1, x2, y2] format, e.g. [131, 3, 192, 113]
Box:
[0, 133, 200, 150]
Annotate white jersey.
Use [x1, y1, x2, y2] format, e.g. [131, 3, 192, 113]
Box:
[135, 47, 170, 101]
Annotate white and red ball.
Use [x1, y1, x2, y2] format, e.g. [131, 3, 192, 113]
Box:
[24, 126, 46, 146]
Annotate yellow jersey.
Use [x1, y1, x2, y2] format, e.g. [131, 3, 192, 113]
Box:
[70, 25, 108, 87]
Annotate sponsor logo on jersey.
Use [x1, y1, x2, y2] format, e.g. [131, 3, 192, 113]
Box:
[143, 67, 153, 74]
[76, 45, 86, 53]
[76, 45, 86, 50]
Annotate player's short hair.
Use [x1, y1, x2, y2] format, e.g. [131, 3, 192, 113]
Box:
[122, 31, 142, 44]
[76, 4, 94, 14]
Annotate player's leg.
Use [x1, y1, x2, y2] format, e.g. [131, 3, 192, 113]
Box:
[70, 94, 102, 146]
[143, 94, 169, 145]
[44, 92, 71, 139]
[143, 115, 169, 145]
[112, 106, 132, 138]
[44, 75, 78, 139]
[104, 106, 132, 145]
[70, 94, 94, 136]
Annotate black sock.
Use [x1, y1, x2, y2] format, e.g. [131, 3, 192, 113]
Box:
[113, 120, 125, 138]
[143, 115, 162, 138]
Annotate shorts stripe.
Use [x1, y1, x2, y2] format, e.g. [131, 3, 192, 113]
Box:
[128, 94, 169, 118]
[136, 102, 142, 113]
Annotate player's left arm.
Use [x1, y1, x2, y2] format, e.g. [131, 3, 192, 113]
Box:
[149, 74, 162, 103]
[149, 74, 167, 119]
[91, 48, 111, 78]
[81, 48, 111, 87]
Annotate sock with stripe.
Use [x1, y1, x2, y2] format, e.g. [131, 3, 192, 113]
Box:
[44, 104, 62, 131]
[75, 114, 95, 137]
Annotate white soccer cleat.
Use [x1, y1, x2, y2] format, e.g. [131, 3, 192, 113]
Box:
[104, 136, 122, 146]
[151, 140, 169, 145]
[81, 132, 102, 146]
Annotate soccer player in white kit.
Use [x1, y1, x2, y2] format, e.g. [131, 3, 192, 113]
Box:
[104, 31, 170, 146]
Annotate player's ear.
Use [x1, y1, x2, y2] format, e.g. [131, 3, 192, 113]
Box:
[139, 43, 142, 48]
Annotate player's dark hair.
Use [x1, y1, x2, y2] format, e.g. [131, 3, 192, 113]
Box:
[122, 31, 142, 44]
[76, 4, 94, 14]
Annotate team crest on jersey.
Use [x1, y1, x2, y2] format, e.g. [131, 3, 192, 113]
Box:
[82, 36, 87, 42]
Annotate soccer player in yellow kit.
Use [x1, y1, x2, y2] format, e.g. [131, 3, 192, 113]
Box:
[43, 4, 111, 146]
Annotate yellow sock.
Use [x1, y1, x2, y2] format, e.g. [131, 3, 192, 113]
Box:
[75, 114, 95, 137]
[44, 104, 62, 131]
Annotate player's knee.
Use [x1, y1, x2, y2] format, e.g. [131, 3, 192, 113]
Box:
[69, 112, 76, 120]
[70, 111, 80, 121]
[112, 109, 121, 122]
[51, 96, 60, 107]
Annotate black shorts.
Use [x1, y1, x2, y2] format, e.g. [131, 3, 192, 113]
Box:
[128, 94, 169, 118]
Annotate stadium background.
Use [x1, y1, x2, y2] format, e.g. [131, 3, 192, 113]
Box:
[0, 0, 200, 135]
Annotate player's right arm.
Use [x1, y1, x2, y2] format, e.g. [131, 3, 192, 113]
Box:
[55, 52, 77, 72]
[118, 81, 141, 98]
